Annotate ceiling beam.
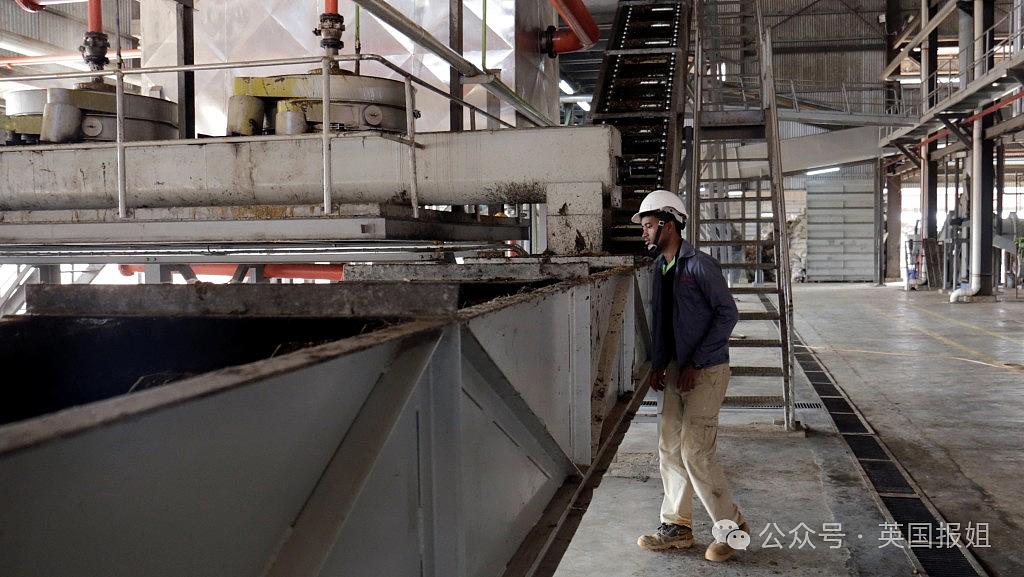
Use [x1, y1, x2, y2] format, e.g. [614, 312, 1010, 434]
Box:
[881, 0, 958, 80]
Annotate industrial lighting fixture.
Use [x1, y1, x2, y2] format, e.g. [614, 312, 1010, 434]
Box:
[577, 101, 591, 112]
[806, 166, 840, 176]
[726, 189, 743, 197]
[559, 79, 575, 95]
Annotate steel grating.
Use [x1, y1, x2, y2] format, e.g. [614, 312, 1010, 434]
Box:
[822, 397, 854, 414]
[910, 545, 984, 577]
[812, 381, 842, 397]
[881, 496, 939, 527]
[803, 370, 831, 383]
[843, 434, 889, 461]
[722, 395, 821, 409]
[830, 412, 869, 434]
[860, 461, 915, 494]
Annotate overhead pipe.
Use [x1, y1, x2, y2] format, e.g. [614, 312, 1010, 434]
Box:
[79, 0, 109, 69]
[350, 0, 554, 126]
[14, 0, 87, 12]
[0, 49, 139, 67]
[87, 0, 102, 33]
[118, 263, 345, 282]
[950, 113, 984, 302]
[543, 0, 600, 56]
[316, 0, 345, 56]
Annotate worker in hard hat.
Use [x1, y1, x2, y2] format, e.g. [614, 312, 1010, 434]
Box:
[632, 189, 747, 562]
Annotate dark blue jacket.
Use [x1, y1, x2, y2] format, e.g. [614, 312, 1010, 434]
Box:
[650, 239, 738, 371]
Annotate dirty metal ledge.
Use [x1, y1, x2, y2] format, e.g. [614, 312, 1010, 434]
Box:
[23, 283, 460, 319]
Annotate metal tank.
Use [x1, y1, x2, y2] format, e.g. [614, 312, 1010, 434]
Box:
[2, 82, 178, 145]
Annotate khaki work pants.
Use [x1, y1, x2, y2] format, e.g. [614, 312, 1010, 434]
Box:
[657, 361, 743, 527]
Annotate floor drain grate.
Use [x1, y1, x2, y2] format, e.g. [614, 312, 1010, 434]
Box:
[830, 412, 869, 433]
[722, 395, 821, 409]
[803, 369, 828, 380]
[861, 461, 915, 494]
[843, 434, 889, 460]
[883, 497, 983, 575]
[882, 496, 938, 526]
[910, 546, 982, 577]
[812, 381, 842, 397]
[823, 397, 854, 413]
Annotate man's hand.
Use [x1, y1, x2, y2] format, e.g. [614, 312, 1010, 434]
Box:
[650, 369, 666, 392]
[677, 364, 700, 392]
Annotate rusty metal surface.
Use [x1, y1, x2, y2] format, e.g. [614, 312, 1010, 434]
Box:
[24, 282, 459, 318]
[0, 265, 647, 577]
[343, 262, 588, 282]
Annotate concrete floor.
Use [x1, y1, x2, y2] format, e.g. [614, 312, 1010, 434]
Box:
[554, 284, 1024, 577]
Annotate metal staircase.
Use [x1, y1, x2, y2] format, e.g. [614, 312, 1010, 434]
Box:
[689, 0, 798, 429]
[588, 0, 691, 254]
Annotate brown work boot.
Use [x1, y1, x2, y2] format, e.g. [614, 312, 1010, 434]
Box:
[705, 522, 750, 562]
[637, 523, 694, 550]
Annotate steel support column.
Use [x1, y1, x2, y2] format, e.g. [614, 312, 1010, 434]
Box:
[176, 0, 195, 139]
[449, 0, 464, 132]
[874, 160, 885, 285]
[922, 141, 939, 239]
[923, 1, 939, 110]
[979, 114, 994, 295]
[885, 174, 903, 280]
[979, 0, 995, 295]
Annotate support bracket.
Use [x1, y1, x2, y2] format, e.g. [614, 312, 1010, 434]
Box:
[894, 142, 922, 168]
[938, 115, 972, 147]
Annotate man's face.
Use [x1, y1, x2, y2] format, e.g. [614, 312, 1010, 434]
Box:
[640, 214, 666, 251]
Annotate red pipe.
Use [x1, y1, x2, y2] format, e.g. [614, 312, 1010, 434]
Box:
[14, 0, 89, 13]
[118, 263, 345, 282]
[325, 0, 338, 14]
[549, 0, 600, 54]
[87, 0, 102, 33]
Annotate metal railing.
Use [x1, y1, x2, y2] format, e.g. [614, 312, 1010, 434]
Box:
[697, 71, 920, 118]
[926, 8, 1024, 108]
[0, 53, 528, 220]
[776, 79, 920, 118]
[756, 8, 798, 432]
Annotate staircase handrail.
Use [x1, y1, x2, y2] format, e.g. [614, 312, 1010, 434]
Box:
[755, 6, 798, 431]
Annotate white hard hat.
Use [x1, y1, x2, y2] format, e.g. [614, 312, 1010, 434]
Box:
[630, 189, 688, 224]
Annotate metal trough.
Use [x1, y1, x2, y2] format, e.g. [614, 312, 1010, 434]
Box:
[0, 264, 650, 577]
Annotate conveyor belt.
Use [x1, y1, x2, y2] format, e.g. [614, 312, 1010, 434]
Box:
[589, 1, 690, 255]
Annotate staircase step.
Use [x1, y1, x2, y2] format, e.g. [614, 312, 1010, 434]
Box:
[701, 110, 765, 126]
[729, 337, 783, 347]
[700, 217, 774, 223]
[700, 239, 774, 246]
[729, 285, 780, 294]
[698, 176, 773, 183]
[738, 311, 781, 320]
[699, 125, 766, 140]
[720, 262, 777, 270]
[697, 195, 773, 202]
[731, 365, 785, 377]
